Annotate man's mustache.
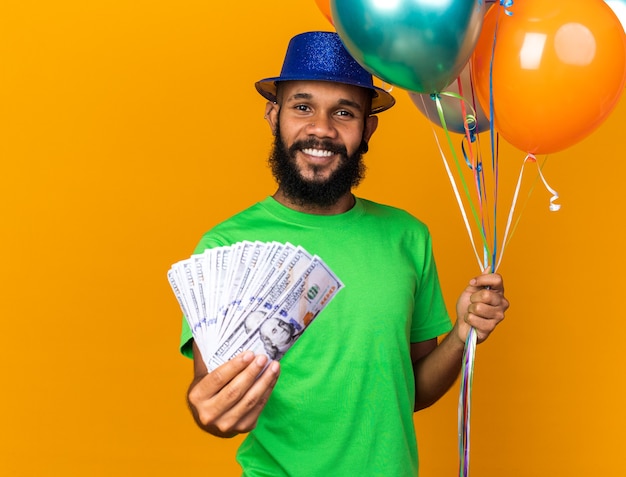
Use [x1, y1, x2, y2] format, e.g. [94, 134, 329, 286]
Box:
[288, 139, 348, 157]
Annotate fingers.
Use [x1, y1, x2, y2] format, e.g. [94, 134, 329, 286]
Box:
[188, 352, 281, 437]
[220, 356, 280, 417]
[469, 272, 505, 292]
[463, 273, 509, 342]
[233, 361, 281, 430]
[203, 351, 267, 395]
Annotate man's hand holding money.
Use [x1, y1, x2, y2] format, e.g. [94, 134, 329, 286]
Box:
[187, 342, 281, 438]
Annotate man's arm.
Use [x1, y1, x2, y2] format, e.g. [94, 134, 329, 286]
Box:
[187, 342, 281, 438]
[412, 272, 509, 411]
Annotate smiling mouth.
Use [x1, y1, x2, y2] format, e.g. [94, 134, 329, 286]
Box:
[301, 148, 334, 158]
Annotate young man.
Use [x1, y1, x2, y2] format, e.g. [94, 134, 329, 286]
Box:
[180, 31, 509, 476]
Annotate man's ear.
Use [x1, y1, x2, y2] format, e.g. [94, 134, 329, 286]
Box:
[363, 114, 379, 143]
[265, 101, 279, 136]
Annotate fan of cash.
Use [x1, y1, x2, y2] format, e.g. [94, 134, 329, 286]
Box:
[168, 241, 343, 371]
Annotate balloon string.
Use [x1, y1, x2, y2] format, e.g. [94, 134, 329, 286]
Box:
[417, 93, 484, 268]
[487, 11, 503, 273]
[431, 90, 495, 269]
[426, 118, 484, 269]
[435, 92, 485, 204]
[455, 79, 478, 167]
[503, 156, 550, 250]
[455, 79, 488, 245]
[459, 10, 508, 473]
[458, 326, 477, 477]
[460, 138, 492, 269]
[434, 95, 492, 262]
[495, 154, 560, 270]
[456, 69, 494, 269]
[459, 5, 517, 474]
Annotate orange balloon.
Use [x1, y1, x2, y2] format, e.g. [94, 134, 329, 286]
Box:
[314, 0, 333, 25]
[471, 0, 626, 154]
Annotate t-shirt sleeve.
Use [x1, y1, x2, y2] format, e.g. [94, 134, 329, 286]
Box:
[410, 231, 453, 342]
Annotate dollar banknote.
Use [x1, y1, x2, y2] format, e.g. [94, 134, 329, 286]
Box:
[168, 242, 343, 371]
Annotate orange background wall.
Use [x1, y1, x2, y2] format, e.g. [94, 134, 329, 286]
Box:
[2, 1, 624, 476]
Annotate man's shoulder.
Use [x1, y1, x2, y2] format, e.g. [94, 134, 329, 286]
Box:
[212, 198, 270, 227]
[193, 198, 271, 251]
[357, 197, 428, 228]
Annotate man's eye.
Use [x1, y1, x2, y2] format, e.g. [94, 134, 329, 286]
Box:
[295, 104, 310, 111]
[337, 110, 354, 117]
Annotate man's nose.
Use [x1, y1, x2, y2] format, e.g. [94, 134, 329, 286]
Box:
[305, 115, 338, 138]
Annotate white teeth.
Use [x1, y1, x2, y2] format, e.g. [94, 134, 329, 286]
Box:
[302, 148, 333, 158]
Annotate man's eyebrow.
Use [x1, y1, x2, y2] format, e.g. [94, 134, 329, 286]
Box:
[287, 93, 363, 110]
[337, 98, 363, 110]
[289, 93, 313, 101]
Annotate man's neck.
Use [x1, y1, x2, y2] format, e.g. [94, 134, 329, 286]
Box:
[272, 189, 356, 216]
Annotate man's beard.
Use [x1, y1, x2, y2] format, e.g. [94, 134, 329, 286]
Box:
[269, 122, 368, 208]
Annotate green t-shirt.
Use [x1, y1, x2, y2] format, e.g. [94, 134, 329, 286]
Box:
[180, 196, 452, 477]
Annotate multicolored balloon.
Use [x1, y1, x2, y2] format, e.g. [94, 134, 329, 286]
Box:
[409, 63, 490, 136]
[331, 0, 486, 94]
[471, 0, 626, 154]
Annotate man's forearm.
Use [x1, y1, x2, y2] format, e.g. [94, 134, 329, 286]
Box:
[413, 332, 465, 411]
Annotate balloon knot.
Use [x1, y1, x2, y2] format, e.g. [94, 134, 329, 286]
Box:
[500, 0, 514, 15]
[465, 116, 478, 141]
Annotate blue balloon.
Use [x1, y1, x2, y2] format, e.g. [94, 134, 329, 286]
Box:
[331, 0, 486, 94]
